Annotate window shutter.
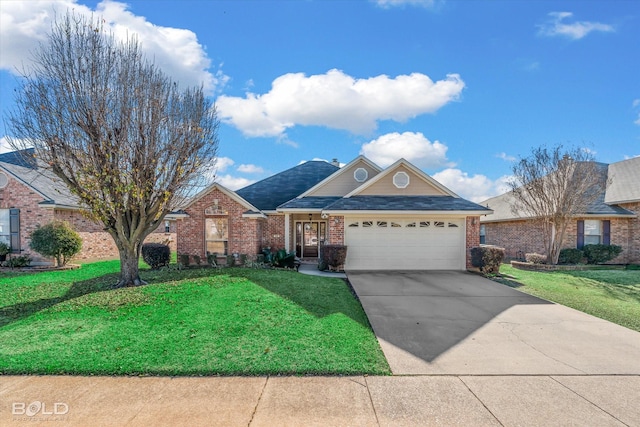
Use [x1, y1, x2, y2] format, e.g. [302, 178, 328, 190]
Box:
[602, 220, 611, 245]
[9, 209, 20, 252]
[576, 220, 584, 249]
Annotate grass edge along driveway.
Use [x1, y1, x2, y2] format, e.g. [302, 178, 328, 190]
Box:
[495, 264, 640, 332]
[0, 261, 390, 376]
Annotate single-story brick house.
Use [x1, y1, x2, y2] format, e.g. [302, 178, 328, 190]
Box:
[0, 150, 176, 264]
[480, 157, 640, 264]
[177, 156, 492, 270]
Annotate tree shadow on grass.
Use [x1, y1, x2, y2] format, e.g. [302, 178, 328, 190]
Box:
[0, 267, 218, 329]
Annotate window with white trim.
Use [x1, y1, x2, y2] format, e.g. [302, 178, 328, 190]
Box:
[393, 171, 410, 188]
[584, 220, 601, 245]
[354, 168, 368, 182]
[205, 217, 228, 255]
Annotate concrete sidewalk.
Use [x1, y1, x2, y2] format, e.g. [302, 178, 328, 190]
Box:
[2, 375, 639, 426]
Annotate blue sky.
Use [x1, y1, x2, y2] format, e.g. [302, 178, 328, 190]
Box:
[1, 0, 638, 201]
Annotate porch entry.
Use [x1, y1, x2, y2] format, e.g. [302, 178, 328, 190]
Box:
[295, 221, 326, 258]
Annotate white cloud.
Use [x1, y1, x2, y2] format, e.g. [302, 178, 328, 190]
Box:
[432, 168, 511, 203]
[0, 136, 32, 153]
[496, 152, 516, 162]
[215, 157, 235, 173]
[360, 132, 453, 169]
[215, 174, 255, 190]
[0, 0, 226, 94]
[373, 0, 436, 8]
[538, 12, 614, 40]
[217, 69, 464, 138]
[237, 164, 264, 174]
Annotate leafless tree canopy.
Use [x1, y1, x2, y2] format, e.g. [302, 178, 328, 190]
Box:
[6, 13, 219, 286]
[507, 145, 606, 264]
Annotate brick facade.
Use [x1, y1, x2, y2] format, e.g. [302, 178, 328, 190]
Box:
[484, 211, 640, 264]
[327, 215, 345, 245]
[465, 216, 481, 269]
[262, 214, 285, 249]
[177, 187, 264, 260]
[0, 173, 176, 264]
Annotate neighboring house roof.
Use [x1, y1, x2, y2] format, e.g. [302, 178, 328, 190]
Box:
[481, 159, 638, 223]
[0, 153, 81, 209]
[236, 160, 340, 211]
[605, 156, 640, 204]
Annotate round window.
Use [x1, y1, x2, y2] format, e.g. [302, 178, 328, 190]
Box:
[354, 167, 368, 183]
[0, 172, 8, 189]
[393, 171, 410, 188]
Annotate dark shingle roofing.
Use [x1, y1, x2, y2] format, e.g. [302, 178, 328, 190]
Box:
[325, 196, 492, 212]
[0, 148, 36, 168]
[236, 161, 339, 210]
[605, 156, 640, 204]
[278, 196, 342, 210]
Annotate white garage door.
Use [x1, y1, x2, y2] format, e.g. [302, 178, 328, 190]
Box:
[344, 218, 465, 270]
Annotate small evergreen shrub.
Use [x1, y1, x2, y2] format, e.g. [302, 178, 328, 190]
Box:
[179, 253, 190, 267]
[558, 248, 584, 264]
[470, 246, 505, 274]
[207, 253, 218, 267]
[321, 245, 348, 271]
[141, 243, 170, 270]
[29, 220, 82, 266]
[583, 244, 623, 264]
[525, 253, 547, 264]
[193, 254, 201, 265]
[3, 255, 32, 268]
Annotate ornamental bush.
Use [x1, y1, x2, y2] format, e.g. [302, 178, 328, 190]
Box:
[525, 253, 547, 264]
[321, 245, 348, 271]
[583, 244, 623, 264]
[558, 248, 584, 264]
[470, 246, 505, 274]
[29, 221, 82, 266]
[141, 243, 170, 270]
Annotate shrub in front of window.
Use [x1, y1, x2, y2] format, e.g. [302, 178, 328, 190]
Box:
[525, 253, 547, 264]
[470, 246, 505, 274]
[558, 248, 584, 264]
[583, 244, 622, 264]
[141, 243, 170, 270]
[29, 221, 82, 267]
[3, 255, 32, 268]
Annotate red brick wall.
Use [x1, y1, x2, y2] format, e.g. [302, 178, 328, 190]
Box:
[483, 220, 545, 260]
[262, 214, 285, 249]
[177, 188, 263, 260]
[0, 176, 54, 261]
[328, 215, 344, 245]
[465, 216, 480, 269]
[619, 202, 640, 264]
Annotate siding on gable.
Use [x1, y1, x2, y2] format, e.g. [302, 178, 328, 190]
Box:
[358, 165, 448, 196]
[307, 162, 379, 197]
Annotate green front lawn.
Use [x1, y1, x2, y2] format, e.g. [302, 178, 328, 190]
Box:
[496, 264, 640, 332]
[0, 261, 390, 376]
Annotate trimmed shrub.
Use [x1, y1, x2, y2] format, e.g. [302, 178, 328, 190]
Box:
[272, 249, 296, 268]
[179, 253, 190, 267]
[3, 255, 31, 268]
[525, 253, 547, 264]
[141, 243, 170, 270]
[321, 245, 348, 271]
[558, 248, 584, 265]
[583, 244, 623, 264]
[29, 221, 82, 266]
[470, 246, 505, 274]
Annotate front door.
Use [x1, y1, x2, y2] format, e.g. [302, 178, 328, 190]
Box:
[295, 221, 326, 258]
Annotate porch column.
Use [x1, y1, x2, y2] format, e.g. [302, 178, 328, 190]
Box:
[284, 213, 290, 252]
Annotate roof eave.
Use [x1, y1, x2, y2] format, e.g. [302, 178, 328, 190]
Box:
[322, 209, 493, 216]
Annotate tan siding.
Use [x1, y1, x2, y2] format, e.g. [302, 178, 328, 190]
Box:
[308, 162, 379, 196]
[358, 165, 448, 196]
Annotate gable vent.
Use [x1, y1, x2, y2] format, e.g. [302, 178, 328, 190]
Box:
[354, 168, 368, 183]
[393, 171, 410, 188]
[0, 172, 8, 189]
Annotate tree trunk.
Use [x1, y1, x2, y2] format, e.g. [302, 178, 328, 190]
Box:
[115, 244, 147, 287]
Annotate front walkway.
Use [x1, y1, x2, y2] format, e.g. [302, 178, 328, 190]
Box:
[2, 374, 638, 426]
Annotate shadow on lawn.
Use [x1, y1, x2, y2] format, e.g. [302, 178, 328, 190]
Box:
[0, 268, 218, 329]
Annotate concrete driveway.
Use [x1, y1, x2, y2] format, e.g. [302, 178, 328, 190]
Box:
[347, 271, 640, 375]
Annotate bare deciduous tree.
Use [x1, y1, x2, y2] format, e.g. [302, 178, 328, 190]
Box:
[6, 13, 219, 287]
[508, 145, 606, 265]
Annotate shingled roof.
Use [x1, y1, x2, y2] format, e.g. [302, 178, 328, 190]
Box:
[236, 161, 339, 211]
[324, 195, 492, 212]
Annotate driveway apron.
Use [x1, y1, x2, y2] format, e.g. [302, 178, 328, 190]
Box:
[347, 271, 640, 375]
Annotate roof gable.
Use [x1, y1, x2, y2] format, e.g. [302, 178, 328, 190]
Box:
[236, 160, 339, 210]
[346, 158, 457, 198]
[301, 156, 382, 197]
[183, 182, 260, 212]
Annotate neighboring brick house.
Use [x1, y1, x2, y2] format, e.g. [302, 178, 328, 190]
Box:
[480, 157, 640, 264]
[177, 156, 492, 270]
[0, 150, 176, 264]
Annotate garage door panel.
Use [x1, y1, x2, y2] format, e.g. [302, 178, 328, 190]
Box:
[345, 218, 464, 270]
